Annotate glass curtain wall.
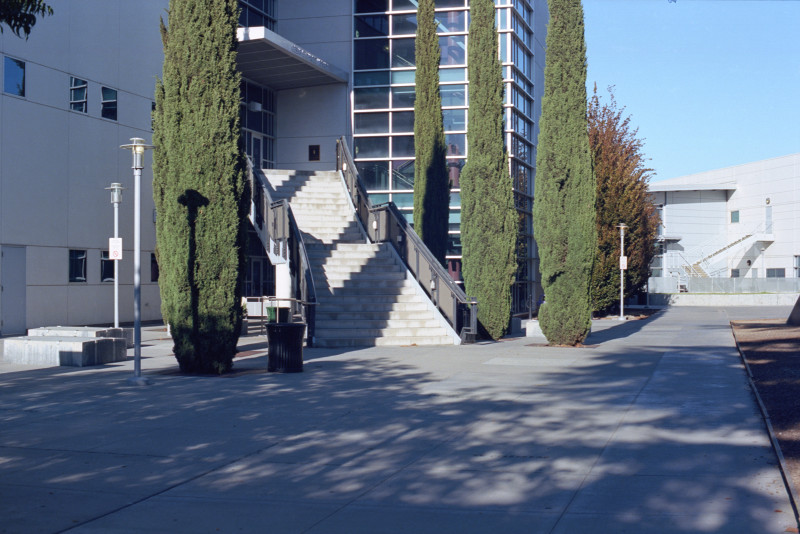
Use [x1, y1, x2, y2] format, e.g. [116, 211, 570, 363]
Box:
[352, 0, 537, 313]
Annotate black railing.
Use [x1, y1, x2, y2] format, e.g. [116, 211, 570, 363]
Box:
[245, 159, 316, 345]
[336, 137, 477, 342]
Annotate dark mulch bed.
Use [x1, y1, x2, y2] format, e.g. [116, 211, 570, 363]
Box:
[732, 319, 800, 518]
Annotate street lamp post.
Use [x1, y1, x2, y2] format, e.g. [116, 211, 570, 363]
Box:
[617, 223, 628, 321]
[106, 183, 125, 328]
[120, 138, 154, 386]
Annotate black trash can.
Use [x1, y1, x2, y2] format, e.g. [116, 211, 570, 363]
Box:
[266, 322, 306, 373]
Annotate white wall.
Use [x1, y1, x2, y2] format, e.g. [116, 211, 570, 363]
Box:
[0, 0, 166, 331]
[273, 1, 352, 171]
[651, 153, 800, 279]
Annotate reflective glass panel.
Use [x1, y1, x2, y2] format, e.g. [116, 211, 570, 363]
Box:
[435, 0, 465, 7]
[440, 84, 466, 106]
[3, 57, 25, 96]
[442, 108, 465, 131]
[392, 13, 417, 34]
[355, 112, 390, 134]
[392, 86, 415, 108]
[356, 0, 388, 13]
[439, 67, 466, 82]
[354, 136, 389, 158]
[445, 133, 465, 157]
[392, 160, 415, 189]
[392, 193, 414, 207]
[354, 87, 389, 109]
[354, 71, 390, 86]
[435, 10, 465, 32]
[439, 35, 466, 65]
[391, 70, 415, 84]
[392, 38, 415, 67]
[357, 161, 390, 189]
[355, 39, 389, 70]
[355, 15, 389, 37]
[392, 111, 414, 132]
[392, 135, 415, 158]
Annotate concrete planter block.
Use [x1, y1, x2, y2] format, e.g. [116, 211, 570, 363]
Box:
[524, 320, 547, 341]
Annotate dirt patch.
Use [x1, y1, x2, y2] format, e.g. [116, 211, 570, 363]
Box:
[732, 319, 800, 514]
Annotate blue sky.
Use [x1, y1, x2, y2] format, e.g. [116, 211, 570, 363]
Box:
[583, 0, 800, 181]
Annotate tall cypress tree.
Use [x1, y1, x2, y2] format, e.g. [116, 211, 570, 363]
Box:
[532, 0, 596, 345]
[460, 0, 518, 340]
[413, 0, 449, 265]
[153, 0, 248, 374]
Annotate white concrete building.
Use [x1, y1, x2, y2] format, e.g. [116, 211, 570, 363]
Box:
[649, 153, 800, 293]
[0, 1, 165, 335]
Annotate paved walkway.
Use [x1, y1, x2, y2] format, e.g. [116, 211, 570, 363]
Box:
[1, 306, 797, 533]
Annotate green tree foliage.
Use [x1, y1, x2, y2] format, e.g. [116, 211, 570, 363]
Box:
[0, 0, 52, 38]
[460, 0, 518, 340]
[152, 0, 248, 374]
[588, 86, 659, 314]
[413, 0, 449, 265]
[532, 0, 596, 346]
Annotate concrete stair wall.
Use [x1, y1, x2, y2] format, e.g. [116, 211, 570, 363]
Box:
[262, 169, 456, 347]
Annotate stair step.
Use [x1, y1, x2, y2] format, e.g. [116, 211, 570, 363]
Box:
[316, 319, 442, 329]
[315, 326, 447, 338]
[313, 336, 453, 348]
[316, 310, 433, 321]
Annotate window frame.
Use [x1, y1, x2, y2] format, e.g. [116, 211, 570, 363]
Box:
[100, 251, 115, 282]
[101, 86, 118, 121]
[70, 76, 88, 113]
[3, 56, 26, 97]
[69, 249, 87, 283]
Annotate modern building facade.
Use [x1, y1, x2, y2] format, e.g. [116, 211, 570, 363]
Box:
[1, 0, 547, 335]
[649, 153, 800, 292]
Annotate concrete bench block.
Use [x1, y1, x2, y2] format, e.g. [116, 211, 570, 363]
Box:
[28, 326, 124, 339]
[2, 336, 127, 367]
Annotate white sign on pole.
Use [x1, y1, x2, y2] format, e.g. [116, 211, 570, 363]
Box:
[109, 238, 123, 261]
[620, 256, 628, 270]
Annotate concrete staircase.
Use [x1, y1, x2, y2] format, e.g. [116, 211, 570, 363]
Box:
[263, 169, 454, 348]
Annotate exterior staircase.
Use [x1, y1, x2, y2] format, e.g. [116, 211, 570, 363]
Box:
[263, 169, 455, 348]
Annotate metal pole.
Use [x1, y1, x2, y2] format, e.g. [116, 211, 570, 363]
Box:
[121, 138, 153, 386]
[618, 224, 627, 321]
[114, 198, 119, 328]
[133, 164, 142, 378]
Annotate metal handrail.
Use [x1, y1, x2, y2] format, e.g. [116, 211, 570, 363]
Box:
[245, 158, 316, 346]
[336, 137, 477, 342]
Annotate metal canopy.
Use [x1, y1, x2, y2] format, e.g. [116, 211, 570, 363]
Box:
[237, 27, 347, 90]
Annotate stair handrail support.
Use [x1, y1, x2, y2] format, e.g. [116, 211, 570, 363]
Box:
[336, 137, 477, 342]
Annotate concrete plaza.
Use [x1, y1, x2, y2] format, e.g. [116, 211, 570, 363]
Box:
[1, 306, 797, 533]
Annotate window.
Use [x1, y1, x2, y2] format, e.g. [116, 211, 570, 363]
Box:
[795, 256, 800, 278]
[100, 251, 115, 282]
[151, 253, 159, 283]
[731, 269, 740, 278]
[730, 210, 740, 223]
[69, 250, 87, 282]
[766, 268, 786, 278]
[101, 87, 117, 120]
[3, 56, 25, 96]
[70, 77, 87, 112]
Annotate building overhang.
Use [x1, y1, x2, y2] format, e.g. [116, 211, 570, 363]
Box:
[648, 183, 737, 193]
[237, 26, 348, 90]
